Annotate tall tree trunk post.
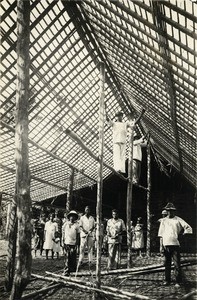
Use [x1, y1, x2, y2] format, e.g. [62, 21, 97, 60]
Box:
[146, 139, 151, 257]
[4, 200, 17, 291]
[126, 127, 134, 268]
[66, 168, 74, 213]
[95, 62, 105, 296]
[10, 1, 32, 299]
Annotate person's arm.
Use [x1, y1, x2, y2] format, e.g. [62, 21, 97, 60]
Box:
[79, 218, 88, 234]
[134, 108, 146, 125]
[106, 221, 111, 237]
[62, 223, 65, 245]
[88, 217, 95, 234]
[178, 217, 193, 234]
[105, 103, 113, 125]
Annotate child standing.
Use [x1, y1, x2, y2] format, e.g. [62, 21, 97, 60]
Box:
[32, 229, 40, 257]
[52, 231, 61, 259]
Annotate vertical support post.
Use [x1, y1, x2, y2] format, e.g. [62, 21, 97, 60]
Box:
[66, 168, 74, 213]
[4, 200, 17, 291]
[5, 202, 11, 238]
[126, 128, 134, 268]
[5, 198, 17, 292]
[95, 62, 105, 293]
[10, 1, 32, 299]
[146, 139, 151, 257]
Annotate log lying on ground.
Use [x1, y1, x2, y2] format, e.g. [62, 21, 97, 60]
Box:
[46, 271, 152, 300]
[181, 290, 197, 299]
[118, 261, 197, 279]
[21, 283, 61, 299]
[70, 263, 164, 276]
[32, 273, 152, 300]
[70, 259, 197, 277]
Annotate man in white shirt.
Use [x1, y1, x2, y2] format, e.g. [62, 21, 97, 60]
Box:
[158, 202, 192, 287]
[106, 109, 145, 173]
[62, 210, 79, 275]
[78, 206, 95, 266]
[106, 209, 126, 270]
[132, 133, 147, 184]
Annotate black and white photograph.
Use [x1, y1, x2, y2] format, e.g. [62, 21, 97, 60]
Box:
[0, 0, 196, 299]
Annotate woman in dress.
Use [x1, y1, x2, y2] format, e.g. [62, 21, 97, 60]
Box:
[132, 217, 144, 258]
[43, 213, 58, 259]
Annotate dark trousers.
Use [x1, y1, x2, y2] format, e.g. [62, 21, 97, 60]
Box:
[164, 246, 182, 283]
[64, 244, 77, 274]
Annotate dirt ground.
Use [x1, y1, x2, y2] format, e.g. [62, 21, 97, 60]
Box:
[0, 240, 196, 300]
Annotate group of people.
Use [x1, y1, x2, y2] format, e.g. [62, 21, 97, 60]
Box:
[32, 202, 192, 287]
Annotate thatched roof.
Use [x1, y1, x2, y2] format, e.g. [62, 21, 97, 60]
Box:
[1, 0, 196, 203]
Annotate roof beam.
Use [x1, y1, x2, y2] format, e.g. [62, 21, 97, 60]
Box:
[0, 120, 96, 184]
[62, 1, 136, 115]
[0, 163, 67, 192]
[151, 1, 183, 173]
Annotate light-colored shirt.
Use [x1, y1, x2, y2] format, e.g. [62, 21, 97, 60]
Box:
[62, 221, 79, 245]
[79, 215, 95, 238]
[108, 120, 134, 144]
[133, 138, 147, 161]
[158, 216, 192, 246]
[107, 218, 126, 244]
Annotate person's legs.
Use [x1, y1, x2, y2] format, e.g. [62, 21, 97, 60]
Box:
[108, 243, 115, 270]
[133, 160, 138, 183]
[45, 249, 49, 260]
[164, 246, 172, 284]
[78, 237, 87, 265]
[119, 143, 126, 173]
[63, 245, 70, 275]
[114, 244, 121, 269]
[113, 144, 121, 172]
[136, 160, 141, 183]
[87, 236, 94, 263]
[70, 246, 77, 272]
[172, 246, 182, 284]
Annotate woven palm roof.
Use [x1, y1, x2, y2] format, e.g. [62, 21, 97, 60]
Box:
[1, 0, 196, 203]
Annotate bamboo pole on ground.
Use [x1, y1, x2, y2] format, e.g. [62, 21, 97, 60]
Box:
[126, 127, 134, 268]
[95, 62, 105, 294]
[21, 283, 62, 299]
[66, 168, 74, 213]
[33, 273, 152, 300]
[146, 139, 151, 257]
[10, 1, 32, 299]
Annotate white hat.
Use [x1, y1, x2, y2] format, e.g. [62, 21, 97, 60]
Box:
[67, 210, 78, 219]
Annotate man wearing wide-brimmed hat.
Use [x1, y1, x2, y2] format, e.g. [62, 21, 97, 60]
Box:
[158, 202, 192, 287]
[62, 210, 79, 276]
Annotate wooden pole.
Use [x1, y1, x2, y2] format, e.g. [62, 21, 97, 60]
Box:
[4, 200, 17, 291]
[146, 139, 151, 256]
[126, 127, 134, 268]
[34, 273, 151, 300]
[95, 62, 105, 293]
[66, 168, 74, 213]
[10, 1, 31, 299]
